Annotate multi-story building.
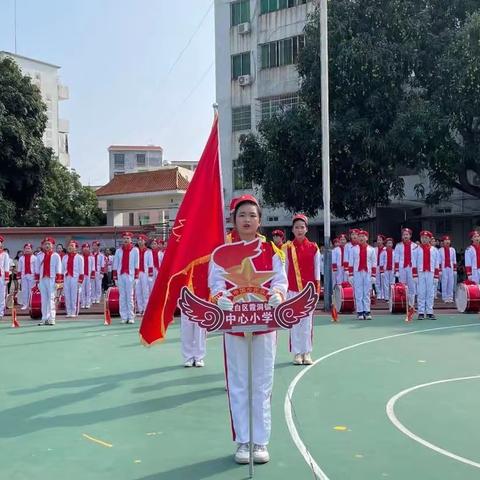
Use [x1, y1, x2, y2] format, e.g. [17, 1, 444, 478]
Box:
[0, 51, 70, 167]
[215, 0, 314, 230]
[108, 145, 164, 179]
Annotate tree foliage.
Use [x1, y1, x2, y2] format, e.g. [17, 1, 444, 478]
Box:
[239, 0, 480, 219]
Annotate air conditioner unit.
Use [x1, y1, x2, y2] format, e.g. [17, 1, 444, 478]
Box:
[238, 22, 251, 34]
[238, 74, 252, 87]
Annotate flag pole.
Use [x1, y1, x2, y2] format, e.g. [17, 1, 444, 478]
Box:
[246, 331, 254, 478]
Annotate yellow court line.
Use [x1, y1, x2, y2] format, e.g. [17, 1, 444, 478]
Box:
[82, 433, 113, 448]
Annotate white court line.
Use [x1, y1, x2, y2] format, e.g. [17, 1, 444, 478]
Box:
[386, 375, 480, 469]
[284, 322, 480, 480]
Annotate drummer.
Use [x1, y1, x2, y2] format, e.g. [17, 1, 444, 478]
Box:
[439, 235, 457, 303]
[332, 233, 348, 286]
[62, 240, 84, 318]
[465, 230, 480, 284]
[348, 230, 377, 320]
[379, 237, 395, 301]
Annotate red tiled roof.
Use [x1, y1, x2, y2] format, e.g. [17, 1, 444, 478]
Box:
[95, 167, 190, 197]
[108, 145, 163, 151]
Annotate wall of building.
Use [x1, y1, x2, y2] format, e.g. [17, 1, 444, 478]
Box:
[108, 148, 164, 179]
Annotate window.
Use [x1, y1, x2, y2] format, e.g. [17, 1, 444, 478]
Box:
[138, 213, 150, 225]
[233, 159, 251, 190]
[260, 94, 299, 121]
[231, 0, 250, 26]
[261, 36, 305, 69]
[114, 153, 125, 171]
[231, 52, 251, 79]
[260, 0, 306, 14]
[136, 153, 146, 168]
[150, 154, 162, 167]
[232, 105, 252, 131]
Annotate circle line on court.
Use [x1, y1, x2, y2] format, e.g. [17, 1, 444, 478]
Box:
[386, 375, 480, 470]
[284, 322, 480, 480]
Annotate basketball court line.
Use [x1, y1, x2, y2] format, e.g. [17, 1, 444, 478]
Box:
[284, 322, 480, 480]
[386, 375, 480, 469]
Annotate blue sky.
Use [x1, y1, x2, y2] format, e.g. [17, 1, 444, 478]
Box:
[0, 0, 215, 185]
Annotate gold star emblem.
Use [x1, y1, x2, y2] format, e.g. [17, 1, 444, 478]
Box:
[224, 259, 273, 289]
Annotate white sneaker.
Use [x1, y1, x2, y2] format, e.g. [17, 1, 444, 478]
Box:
[121, 318, 127, 324]
[234, 443, 250, 464]
[21, 305, 28, 311]
[253, 444, 270, 464]
[303, 353, 313, 365]
[195, 360, 205, 368]
[293, 354, 303, 365]
[184, 360, 194, 368]
[47, 320, 55, 326]
[38, 320, 46, 326]
[126, 319, 135, 324]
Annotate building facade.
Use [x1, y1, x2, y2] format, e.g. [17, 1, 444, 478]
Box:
[108, 145, 164, 179]
[215, 0, 314, 230]
[0, 51, 70, 167]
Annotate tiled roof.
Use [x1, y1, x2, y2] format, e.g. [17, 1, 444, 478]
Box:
[95, 167, 190, 197]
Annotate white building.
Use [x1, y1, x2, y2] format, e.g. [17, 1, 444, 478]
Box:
[108, 145, 164, 179]
[215, 0, 314, 229]
[0, 51, 70, 167]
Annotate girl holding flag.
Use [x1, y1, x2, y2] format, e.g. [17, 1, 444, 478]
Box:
[209, 194, 287, 465]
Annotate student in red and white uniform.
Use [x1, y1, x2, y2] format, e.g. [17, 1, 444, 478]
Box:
[375, 235, 386, 300]
[62, 240, 84, 317]
[34, 237, 62, 325]
[413, 231, 440, 320]
[379, 237, 395, 300]
[181, 262, 208, 368]
[439, 235, 457, 303]
[17, 243, 36, 310]
[465, 230, 480, 284]
[0, 236, 10, 318]
[344, 229, 359, 279]
[394, 228, 418, 311]
[283, 214, 321, 366]
[91, 241, 106, 304]
[79, 243, 94, 309]
[332, 233, 348, 286]
[113, 232, 140, 324]
[150, 238, 164, 286]
[56, 243, 66, 260]
[272, 229, 285, 249]
[135, 234, 154, 314]
[209, 194, 287, 465]
[348, 230, 377, 320]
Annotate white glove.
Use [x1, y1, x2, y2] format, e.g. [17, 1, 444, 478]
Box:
[268, 293, 283, 308]
[218, 296, 234, 311]
[434, 279, 439, 289]
[468, 275, 473, 282]
[371, 277, 376, 286]
[348, 276, 354, 286]
[413, 277, 419, 285]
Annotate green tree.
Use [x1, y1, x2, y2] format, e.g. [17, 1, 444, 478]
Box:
[239, 1, 480, 219]
[21, 162, 106, 227]
[0, 57, 53, 223]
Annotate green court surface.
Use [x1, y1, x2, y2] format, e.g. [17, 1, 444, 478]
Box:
[1, 313, 480, 480]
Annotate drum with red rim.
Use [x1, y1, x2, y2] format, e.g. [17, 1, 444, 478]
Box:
[333, 282, 355, 313]
[455, 282, 480, 313]
[389, 283, 408, 314]
[29, 286, 42, 319]
[106, 287, 120, 317]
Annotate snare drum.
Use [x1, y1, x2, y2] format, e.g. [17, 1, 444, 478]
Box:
[29, 286, 42, 319]
[389, 283, 408, 314]
[455, 282, 480, 313]
[106, 287, 120, 317]
[333, 283, 355, 313]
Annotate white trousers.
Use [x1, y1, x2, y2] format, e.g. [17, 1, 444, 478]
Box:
[118, 274, 135, 321]
[64, 276, 81, 316]
[135, 272, 151, 313]
[441, 268, 454, 301]
[399, 267, 416, 307]
[224, 332, 276, 446]
[353, 271, 372, 313]
[0, 279, 6, 316]
[382, 271, 395, 300]
[333, 269, 348, 286]
[469, 269, 480, 284]
[375, 271, 384, 299]
[80, 277, 92, 308]
[21, 274, 36, 308]
[91, 273, 103, 303]
[417, 271, 435, 314]
[180, 313, 207, 362]
[288, 291, 313, 355]
[39, 277, 56, 321]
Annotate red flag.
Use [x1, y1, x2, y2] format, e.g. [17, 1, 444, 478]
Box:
[331, 304, 339, 323]
[139, 116, 224, 345]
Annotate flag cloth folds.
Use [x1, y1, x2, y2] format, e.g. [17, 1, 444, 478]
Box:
[139, 115, 224, 345]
